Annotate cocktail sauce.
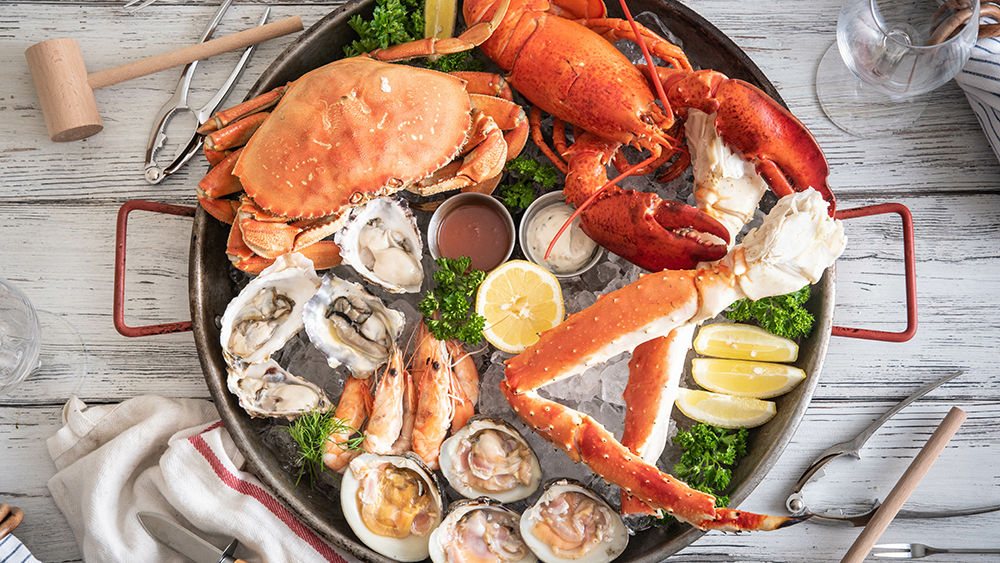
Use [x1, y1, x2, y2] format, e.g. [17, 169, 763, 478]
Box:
[435, 203, 513, 271]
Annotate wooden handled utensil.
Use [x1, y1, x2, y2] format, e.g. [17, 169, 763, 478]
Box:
[840, 406, 968, 563]
[24, 15, 303, 142]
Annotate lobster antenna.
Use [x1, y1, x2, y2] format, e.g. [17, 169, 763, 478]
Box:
[619, 0, 673, 121]
[543, 152, 659, 260]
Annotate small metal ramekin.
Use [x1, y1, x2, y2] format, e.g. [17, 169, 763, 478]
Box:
[427, 192, 515, 271]
[519, 191, 603, 278]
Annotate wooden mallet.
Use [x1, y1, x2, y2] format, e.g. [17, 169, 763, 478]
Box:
[24, 15, 303, 142]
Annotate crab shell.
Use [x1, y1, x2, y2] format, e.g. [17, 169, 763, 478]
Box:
[232, 58, 473, 220]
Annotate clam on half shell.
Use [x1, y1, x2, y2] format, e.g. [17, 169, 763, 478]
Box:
[302, 274, 405, 378]
[429, 498, 537, 563]
[520, 480, 629, 563]
[342, 453, 445, 562]
[335, 197, 424, 294]
[219, 252, 321, 369]
[439, 416, 542, 503]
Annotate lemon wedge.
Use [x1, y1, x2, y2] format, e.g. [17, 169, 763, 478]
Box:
[424, 0, 458, 39]
[691, 358, 806, 398]
[693, 323, 799, 362]
[675, 388, 777, 428]
[475, 260, 564, 353]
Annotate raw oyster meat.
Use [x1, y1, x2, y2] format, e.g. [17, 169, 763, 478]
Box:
[303, 274, 405, 377]
[227, 359, 331, 419]
[219, 252, 320, 369]
[335, 198, 424, 293]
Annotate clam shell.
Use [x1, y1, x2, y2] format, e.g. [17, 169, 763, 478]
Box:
[439, 416, 542, 503]
[520, 479, 628, 563]
[429, 498, 537, 563]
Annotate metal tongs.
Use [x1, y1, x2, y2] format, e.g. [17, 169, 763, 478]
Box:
[143, 0, 267, 184]
[785, 370, 1000, 526]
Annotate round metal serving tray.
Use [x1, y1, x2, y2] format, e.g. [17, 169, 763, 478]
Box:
[191, 1, 836, 560]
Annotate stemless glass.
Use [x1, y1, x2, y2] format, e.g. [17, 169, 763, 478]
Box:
[0, 278, 41, 395]
[817, 0, 980, 138]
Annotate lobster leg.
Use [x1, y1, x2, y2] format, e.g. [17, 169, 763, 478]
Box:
[577, 18, 692, 72]
[561, 131, 730, 271]
[370, 0, 510, 61]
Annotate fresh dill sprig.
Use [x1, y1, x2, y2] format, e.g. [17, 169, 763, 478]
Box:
[282, 409, 362, 487]
[724, 285, 814, 340]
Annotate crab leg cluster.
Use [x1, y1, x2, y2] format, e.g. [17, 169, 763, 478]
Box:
[502, 189, 846, 530]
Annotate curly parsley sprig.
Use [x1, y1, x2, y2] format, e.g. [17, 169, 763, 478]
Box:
[724, 285, 814, 340]
[499, 156, 560, 211]
[281, 409, 362, 487]
[418, 257, 487, 345]
[672, 423, 748, 507]
[344, 0, 424, 57]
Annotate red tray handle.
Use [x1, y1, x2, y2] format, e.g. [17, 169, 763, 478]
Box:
[831, 203, 917, 342]
[114, 200, 196, 337]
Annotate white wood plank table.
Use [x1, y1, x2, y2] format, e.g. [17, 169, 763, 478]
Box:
[1, 0, 998, 561]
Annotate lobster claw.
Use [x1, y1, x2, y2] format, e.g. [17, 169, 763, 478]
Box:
[656, 68, 837, 216]
[579, 186, 730, 271]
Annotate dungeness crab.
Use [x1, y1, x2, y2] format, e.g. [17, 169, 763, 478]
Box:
[196, 6, 528, 274]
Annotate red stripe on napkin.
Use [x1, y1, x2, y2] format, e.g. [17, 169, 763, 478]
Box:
[188, 431, 348, 563]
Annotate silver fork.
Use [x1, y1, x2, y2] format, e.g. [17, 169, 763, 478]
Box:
[123, 0, 159, 13]
[873, 543, 1000, 558]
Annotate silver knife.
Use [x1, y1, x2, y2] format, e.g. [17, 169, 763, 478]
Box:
[137, 512, 249, 563]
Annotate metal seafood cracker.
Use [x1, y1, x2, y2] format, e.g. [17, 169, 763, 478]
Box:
[143, 0, 265, 184]
[786, 370, 1000, 526]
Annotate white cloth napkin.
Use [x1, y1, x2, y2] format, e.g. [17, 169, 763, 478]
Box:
[955, 27, 1000, 163]
[46, 395, 361, 563]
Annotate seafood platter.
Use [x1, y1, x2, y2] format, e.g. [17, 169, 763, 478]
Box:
[189, 0, 845, 561]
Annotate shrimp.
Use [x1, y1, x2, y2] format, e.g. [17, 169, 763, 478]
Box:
[411, 339, 454, 469]
[362, 349, 410, 455]
[323, 375, 373, 472]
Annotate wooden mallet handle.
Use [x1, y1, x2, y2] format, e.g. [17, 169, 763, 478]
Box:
[25, 15, 302, 142]
[840, 406, 968, 563]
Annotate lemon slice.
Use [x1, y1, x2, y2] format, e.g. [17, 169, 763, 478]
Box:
[424, 0, 458, 39]
[475, 260, 564, 353]
[691, 358, 806, 398]
[675, 388, 777, 429]
[693, 323, 799, 362]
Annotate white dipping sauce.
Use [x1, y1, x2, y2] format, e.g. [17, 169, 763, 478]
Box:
[527, 203, 598, 274]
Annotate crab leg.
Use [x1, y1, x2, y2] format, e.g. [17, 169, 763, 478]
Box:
[503, 189, 846, 530]
[619, 326, 692, 515]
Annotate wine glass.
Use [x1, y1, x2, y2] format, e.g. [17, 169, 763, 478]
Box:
[0, 278, 41, 395]
[0, 278, 88, 398]
[817, 0, 980, 138]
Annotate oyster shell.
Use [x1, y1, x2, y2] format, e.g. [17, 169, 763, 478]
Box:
[227, 359, 332, 419]
[520, 479, 628, 563]
[439, 416, 542, 503]
[342, 453, 444, 562]
[303, 274, 405, 377]
[335, 197, 424, 293]
[429, 498, 537, 563]
[220, 252, 321, 369]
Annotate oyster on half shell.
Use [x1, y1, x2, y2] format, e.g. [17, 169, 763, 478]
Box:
[227, 359, 331, 419]
[220, 252, 321, 369]
[335, 197, 424, 294]
[303, 274, 405, 378]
